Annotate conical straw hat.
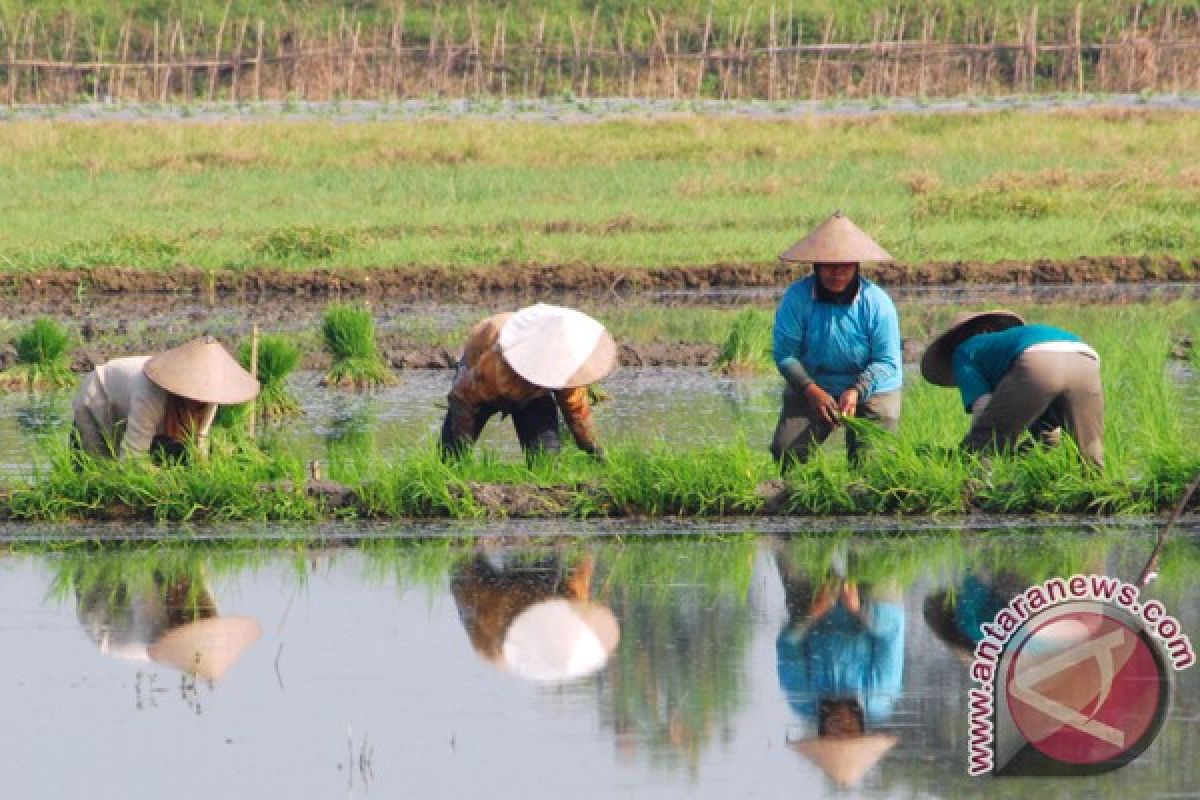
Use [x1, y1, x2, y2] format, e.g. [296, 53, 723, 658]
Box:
[498, 304, 617, 389]
[790, 734, 898, 788]
[147, 616, 263, 682]
[144, 335, 261, 404]
[501, 599, 620, 682]
[779, 211, 893, 264]
[920, 309, 1026, 387]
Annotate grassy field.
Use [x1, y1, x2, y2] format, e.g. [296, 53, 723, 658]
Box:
[0, 110, 1198, 272]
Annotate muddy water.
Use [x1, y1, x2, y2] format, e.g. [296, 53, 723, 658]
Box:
[0, 523, 1197, 798]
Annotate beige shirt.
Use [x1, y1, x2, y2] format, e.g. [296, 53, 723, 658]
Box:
[72, 356, 217, 459]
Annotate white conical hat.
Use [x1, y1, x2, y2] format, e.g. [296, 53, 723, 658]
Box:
[779, 211, 893, 264]
[144, 335, 261, 404]
[790, 734, 898, 788]
[498, 304, 617, 389]
[147, 616, 263, 682]
[501, 599, 620, 682]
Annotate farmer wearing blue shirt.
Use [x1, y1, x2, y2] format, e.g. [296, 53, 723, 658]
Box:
[921, 310, 1104, 467]
[771, 212, 903, 469]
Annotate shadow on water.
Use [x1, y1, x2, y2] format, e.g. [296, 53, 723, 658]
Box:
[0, 522, 1197, 798]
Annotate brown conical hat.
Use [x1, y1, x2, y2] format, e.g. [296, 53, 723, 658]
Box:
[790, 734, 898, 789]
[920, 310, 1026, 387]
[147, 616, 263, 682]
[779, 211, 893, 264]
[498, 304, 617, 389]
[144, 335, 260, 404]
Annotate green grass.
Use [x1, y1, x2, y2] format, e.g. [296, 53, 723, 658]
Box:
[0, 317, 75, 391]
[715, 308, 774, 375]
[1, 112, 1199, 272]
[320, 304, 395, 389]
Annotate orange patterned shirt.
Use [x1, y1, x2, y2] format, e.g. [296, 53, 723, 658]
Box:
[447, 313, 599, 452]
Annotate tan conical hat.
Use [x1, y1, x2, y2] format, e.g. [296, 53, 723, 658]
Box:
[498, 304, 617, 389]
[501, 599, 620, 682]
[920, 310, 1026, 387]
[144, 335, 260, 404]
[780, 211, 893, 264]
[790, 734, 898, 789]
[147, 616, 263, 682]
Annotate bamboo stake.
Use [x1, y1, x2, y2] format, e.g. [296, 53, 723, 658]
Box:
[812, 14, 834, 100]
[231, 17, 248, 101]
[209, 0, 232, 101]
[248, 324, 259, 438]
[254, 19, 263, 101]
[1075, 2, 1084, 93]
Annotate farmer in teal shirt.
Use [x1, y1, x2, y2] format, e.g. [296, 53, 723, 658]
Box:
[921, 310, 1104, 467]
[771, 212, 903, 469]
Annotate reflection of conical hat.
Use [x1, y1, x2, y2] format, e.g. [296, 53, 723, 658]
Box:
[498, 304, 617, 389]
[779, 211, 893, 264]
[790, 734, 898, 789]
[144, 336, 261, 404]
[501, 599, 620, 682]
[920, 310, 1026, 387]
[147, 616, 262, 682]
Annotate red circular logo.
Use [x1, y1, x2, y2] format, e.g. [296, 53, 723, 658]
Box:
[1005, 609, 1165, 766]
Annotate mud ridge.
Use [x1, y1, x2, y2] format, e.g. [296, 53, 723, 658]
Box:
[3, 257, 1197, 301]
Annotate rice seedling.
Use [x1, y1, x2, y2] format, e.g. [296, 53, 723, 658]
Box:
[0, 318, 75, 392]
[241, 334, 302, 420]
[714, 309, 774, 375]
[320, 304, 396, 390]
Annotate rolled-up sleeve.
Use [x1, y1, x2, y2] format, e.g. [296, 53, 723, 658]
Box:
[554, 387, 599, 453]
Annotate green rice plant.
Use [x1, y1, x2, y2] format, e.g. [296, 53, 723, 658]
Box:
[320, 303, 395, 389]
[589, 441, 770, 516]
[252, 225, 367, 262]
[240, 334, 302, 420]
[714, 308, 773, 375]
[6, 435, 317, 522]
[0, 317, 76, 392]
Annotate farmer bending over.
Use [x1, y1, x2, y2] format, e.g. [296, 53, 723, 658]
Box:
[72, 335, 260, 463]
[441, 303, 615, 463]
[920, 310, 1104, 467]
[770, 212, 903, 471]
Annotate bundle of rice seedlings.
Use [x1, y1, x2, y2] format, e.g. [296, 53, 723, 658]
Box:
[0, 318, 76, 391]
[321, 303, 395, 389]
[714, 308, 773, 375]
[239, 334, 303, 420]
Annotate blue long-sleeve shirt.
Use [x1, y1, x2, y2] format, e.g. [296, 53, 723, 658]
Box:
[952, 324, 1085, 412]
[772, 276, 903, 400]
[776, 599, 906, 725]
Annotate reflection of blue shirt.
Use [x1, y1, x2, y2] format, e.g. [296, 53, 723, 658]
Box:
[952, 324, 1084, 412]
[776, 600, 905, 725]
[772, 276, 903, 400]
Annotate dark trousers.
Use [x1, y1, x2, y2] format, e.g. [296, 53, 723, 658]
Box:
[440, 394, 562, 460]
[770, 389, 902, 470]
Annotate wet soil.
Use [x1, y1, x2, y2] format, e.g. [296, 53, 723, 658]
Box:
[3, 257, 1197, 302]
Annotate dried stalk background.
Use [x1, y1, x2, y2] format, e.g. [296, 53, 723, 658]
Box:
[1, 3, 1198, 105]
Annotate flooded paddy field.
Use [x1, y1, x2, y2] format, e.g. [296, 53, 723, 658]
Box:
[1, 521, 1197, 798]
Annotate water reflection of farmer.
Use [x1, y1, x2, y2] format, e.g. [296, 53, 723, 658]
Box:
[775, 544, 903, 788]
[76, 569, 262, 683]
[441, 304, 616, 463]
[71, 336, 260, 463]
[770, 212, 903, 470]
[450, 550, 619, 683]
